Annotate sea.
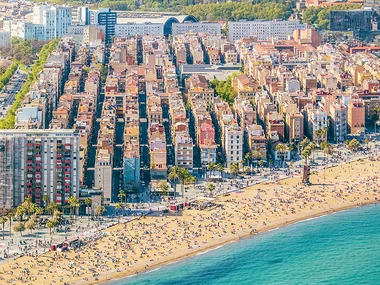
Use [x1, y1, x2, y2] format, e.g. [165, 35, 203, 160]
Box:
[110, 203, 380, 285]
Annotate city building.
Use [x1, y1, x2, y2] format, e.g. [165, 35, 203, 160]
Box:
[172, 22, 221, 36]
[0, 130, 80, 209]
[33, 4, 72, 40]
[115, 23, 164, 37]
[285, 112, 304, 143]
[228, 20, 307, 42]
[347, 97, 365, 134]
[329, 8, 376, 34]
[329, 103, 347, 144]
[96, 8, 117, 44]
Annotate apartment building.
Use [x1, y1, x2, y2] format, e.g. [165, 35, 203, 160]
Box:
[329, 103, 347, 144]
[347, 97, 365, 134]
[306, 107, 329, 141]
[115, 23, 164, 37]
[228, 20, 307, 42]
[172, 22, 221, 36]
[246, 124, 267, 160]
[285, 112, 304, 143]
[186, 74, 215, 105]
[0, 130, 80, 209]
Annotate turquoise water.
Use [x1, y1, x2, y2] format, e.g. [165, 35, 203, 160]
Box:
[112, 204, 380, 285]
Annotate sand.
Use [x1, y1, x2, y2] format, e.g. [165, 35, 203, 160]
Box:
[1, 157, 380, 285]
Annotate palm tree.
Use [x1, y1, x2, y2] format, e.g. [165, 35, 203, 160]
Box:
[157, 180, 169, 196]
[0, 216, 7, 240]
[46, 202, 59, 216]
[363, 138, 370, 151]
[178, 168, 190, 198]
[43, 194, 49, 210]
[309, 141, 317, 162]
[245, 152, 252, 169]
[95, 205, 106, 220]
[275, 143, 288, 169]
[216, 163, 224, 179]
[299, 137, 310, 153]
[46, 219, 57, 236]
[229, 163, 239, 179]
[302, 146, 312, 165]
[118, 190, 126, 204]
[68, 196, 80, 219]
[348, 138, 360, 152]
[115, 202, 124, 222]
[207, 183, 215, 197]
[252, 148, 262, 163]
[321, 142, 333, 189]
[84, 198, 92, 219]
[7, 211, 14, 238]
[258, 159, 264, 174]
[168, 166, 181, 198]
[207, 162, 217, 177]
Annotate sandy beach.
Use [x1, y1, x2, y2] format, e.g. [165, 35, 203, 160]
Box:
[1, 157, 380, 285]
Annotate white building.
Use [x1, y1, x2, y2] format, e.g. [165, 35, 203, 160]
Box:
[225, 125, 244, 167]
[0, 31, 10, 46]
[329, 103, 347, 144]
[228, 20, 307, 42]
[3, 20, 44, 41]
[306, 107, 328, 142]
[33, 5, 72, 40]
[174, 133, 193, 172]
[172, 22, 221, 36]
[115, 23, 164, 37]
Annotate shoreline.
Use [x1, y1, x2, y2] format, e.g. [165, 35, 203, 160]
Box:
[3, 156, 380, 285]
[90, 200, 377, 285]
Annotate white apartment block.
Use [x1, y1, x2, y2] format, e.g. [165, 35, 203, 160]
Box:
[4, 5, 72, 41]
[329, 103, 347, 144]
[172, 22, 221, 36]
[0, 31, 10, 46]
[225, 125, 244, 167]
[115, 23, 164, 37]
[3, 20, 44, 41]
[33, 5, 72, 40]
[228, 20, 307, 42]
[307, 107, 328, 142]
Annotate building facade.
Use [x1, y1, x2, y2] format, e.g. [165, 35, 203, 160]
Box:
[115, 23, 164, 37]
[172, 22, 221, 36]
[228, 20, 307, 42]
[0, 130, 80, 209]
[96, 8, 117, 44]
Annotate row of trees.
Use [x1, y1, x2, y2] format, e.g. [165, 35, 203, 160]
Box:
[0, 195, 108, 238]
[0, 39, 60, 129]
[167, 166, 197, 198]
[0, 62, 19, 91]
[183, 2, 294, 21]
[0, 37, 47, 66]
[302, 4, 362, 30]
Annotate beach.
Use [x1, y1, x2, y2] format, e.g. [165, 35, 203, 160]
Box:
[1, 157, 380, 285]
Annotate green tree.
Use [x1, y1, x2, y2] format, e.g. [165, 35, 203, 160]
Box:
[25, 218, 36, 234]
[68, 196, 80, 219]
[168, 166, 181, 198]
[348, 138, 360, 152]
[13, 222, 25, 237]
[363, 138, 371, 151]
[7, 211, 14, 237]
[46, 218, 57, 236]
[230, 163, 239, 178]
[0, 216, 7, 240]
[46, 202, 59, 216]
[95, 205, 106, 219]
[115, 202, 124, 222]
[217, 163, 224, 179]
[207, 183, 215, 197]
[84, 198, 92, 219]
[302, 146, 312, 165]
[275, 143, 288, 169]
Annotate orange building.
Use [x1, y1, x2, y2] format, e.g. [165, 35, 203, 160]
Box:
[347, 97, 365, 134]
